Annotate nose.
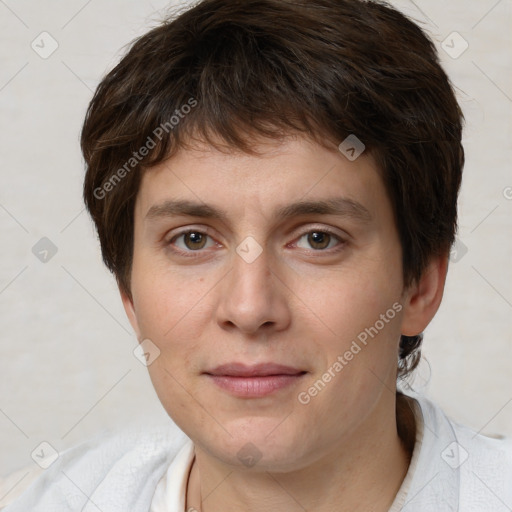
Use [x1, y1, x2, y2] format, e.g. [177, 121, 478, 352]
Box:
[215, 244, 291, 336]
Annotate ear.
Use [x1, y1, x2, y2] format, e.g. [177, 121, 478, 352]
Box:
[119, 287, 142, 341]
[400, 253, 449, 336]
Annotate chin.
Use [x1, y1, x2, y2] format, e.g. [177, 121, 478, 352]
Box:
[199, 416, 313, 471]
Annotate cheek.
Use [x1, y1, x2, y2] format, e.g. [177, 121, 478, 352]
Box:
[297, 267, 399, 340]
[133, 275, 210, 423]
[131, 265, 210, 340]
[295, 267, 404, 402]
[130, 268, 220, 400]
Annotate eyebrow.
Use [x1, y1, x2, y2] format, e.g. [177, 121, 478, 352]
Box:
[145, 197, 372, 224]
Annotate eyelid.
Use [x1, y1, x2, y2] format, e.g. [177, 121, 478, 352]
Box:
[290, 223, 349, 242]
[166, 225, 218, 242]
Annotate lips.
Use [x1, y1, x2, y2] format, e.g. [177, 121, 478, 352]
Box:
[204, 363, 307, 398]
[206, 362, 305, 377]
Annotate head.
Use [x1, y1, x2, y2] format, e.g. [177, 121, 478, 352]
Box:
[82, 0, 463, 469]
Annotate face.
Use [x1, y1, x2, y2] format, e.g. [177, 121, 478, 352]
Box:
[122, 135, 416, 471]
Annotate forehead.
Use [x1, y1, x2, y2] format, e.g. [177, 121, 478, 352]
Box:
[134, 135, 388, 224]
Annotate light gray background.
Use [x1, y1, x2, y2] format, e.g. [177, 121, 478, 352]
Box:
[1, 0, 511, 481]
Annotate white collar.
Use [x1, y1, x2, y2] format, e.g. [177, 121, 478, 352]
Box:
[150, 438, 195, 512]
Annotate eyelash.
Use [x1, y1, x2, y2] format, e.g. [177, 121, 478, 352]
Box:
[166, 227, 346, 258]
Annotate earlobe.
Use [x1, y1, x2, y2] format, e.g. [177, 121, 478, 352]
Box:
[119, 288, 142, 340]
[400, 253, 449, 337]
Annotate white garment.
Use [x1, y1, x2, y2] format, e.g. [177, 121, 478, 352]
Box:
[149, 394, 512, 512]
[150, 438, 194, 512]
[3, 394, 512, 512]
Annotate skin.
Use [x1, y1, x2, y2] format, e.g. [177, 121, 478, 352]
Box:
[121, 135, 448, 512]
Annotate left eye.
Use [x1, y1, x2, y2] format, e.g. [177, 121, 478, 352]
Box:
[296, 231, 341, 251]
[172, 231, 216, 251]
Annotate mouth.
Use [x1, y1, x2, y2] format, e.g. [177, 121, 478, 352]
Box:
[204, 363, 307, 398]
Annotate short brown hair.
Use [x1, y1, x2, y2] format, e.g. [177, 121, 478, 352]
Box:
[81, 0, 464, 378]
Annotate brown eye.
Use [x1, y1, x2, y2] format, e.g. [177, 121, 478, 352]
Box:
[170, 231, 215, 252]
[307, 232, 332, 250]
[295, 230, 343, 251]
[183, 232, 207, 250]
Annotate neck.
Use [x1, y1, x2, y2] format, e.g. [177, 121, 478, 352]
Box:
[186, 393, 415, 512]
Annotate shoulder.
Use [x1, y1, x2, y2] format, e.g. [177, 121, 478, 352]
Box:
[1, 422, 189, 512]
[412, 394, 512, 511]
